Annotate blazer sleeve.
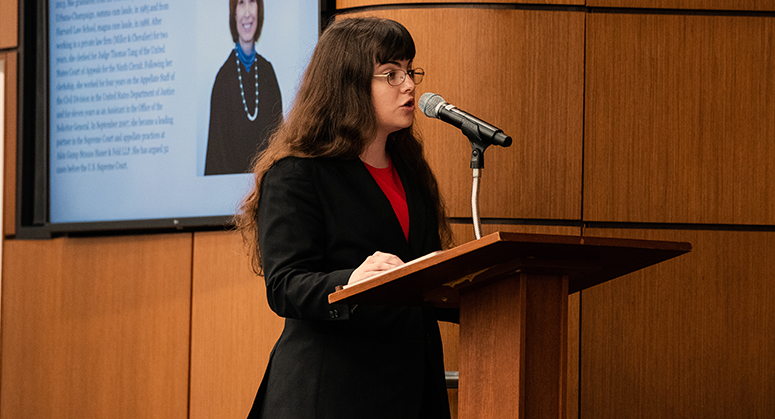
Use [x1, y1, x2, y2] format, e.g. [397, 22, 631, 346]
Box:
[257, 158, 353, 321]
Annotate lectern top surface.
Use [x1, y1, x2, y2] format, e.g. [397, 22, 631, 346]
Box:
[329, 231, 691, 307]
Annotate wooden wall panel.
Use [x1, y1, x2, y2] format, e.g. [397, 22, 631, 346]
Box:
[189, 231, 284, 419]
[584, 13, 775, 224]
[342, 8, 585, 220]
[338, 0, 583, 7]
[451, 222, 582, 419]
[587, 0, 775, 11]
[2, 51, 15, 237]
[581, 228, 775, 419]
[0, 0, 17, 49]
[0, 234, 193, 419]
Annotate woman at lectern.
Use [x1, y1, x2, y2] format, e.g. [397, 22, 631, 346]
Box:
[205, 0, 283, 175]
[235, 17, 455, 419]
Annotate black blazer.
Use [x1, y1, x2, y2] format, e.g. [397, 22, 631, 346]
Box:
[248, 156, 451, 419]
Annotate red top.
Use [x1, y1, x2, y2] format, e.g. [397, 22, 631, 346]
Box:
[364, 159, 409, 240]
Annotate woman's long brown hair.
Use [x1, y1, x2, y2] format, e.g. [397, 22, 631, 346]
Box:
[235, 17, 452, 274]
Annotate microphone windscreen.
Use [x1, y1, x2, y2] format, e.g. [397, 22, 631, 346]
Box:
[419, 93, 446, 118]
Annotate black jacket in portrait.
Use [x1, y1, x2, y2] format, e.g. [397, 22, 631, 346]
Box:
[205, 50, 283, 175]
[248, 155, 453, 419]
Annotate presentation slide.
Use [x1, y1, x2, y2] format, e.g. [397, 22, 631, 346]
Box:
[48, 0, 319, 224]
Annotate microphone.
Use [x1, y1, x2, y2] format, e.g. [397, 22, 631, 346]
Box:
[419, 93, 512, 147]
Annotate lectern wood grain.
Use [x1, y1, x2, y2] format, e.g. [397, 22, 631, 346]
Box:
[459, 273, 568, 419]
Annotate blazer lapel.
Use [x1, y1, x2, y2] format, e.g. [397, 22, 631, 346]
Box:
[393, 156, 429, 257]
[330, 158, 409, 249]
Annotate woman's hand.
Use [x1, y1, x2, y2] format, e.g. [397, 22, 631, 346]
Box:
[348, 251, 404, 285]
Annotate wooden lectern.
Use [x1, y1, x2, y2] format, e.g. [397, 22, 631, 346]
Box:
[329, 232, 691, 419]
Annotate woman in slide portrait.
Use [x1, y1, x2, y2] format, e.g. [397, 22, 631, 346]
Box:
[205, 0, 283, 175]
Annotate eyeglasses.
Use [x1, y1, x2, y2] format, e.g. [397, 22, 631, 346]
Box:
[373, 68, 424, 86]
